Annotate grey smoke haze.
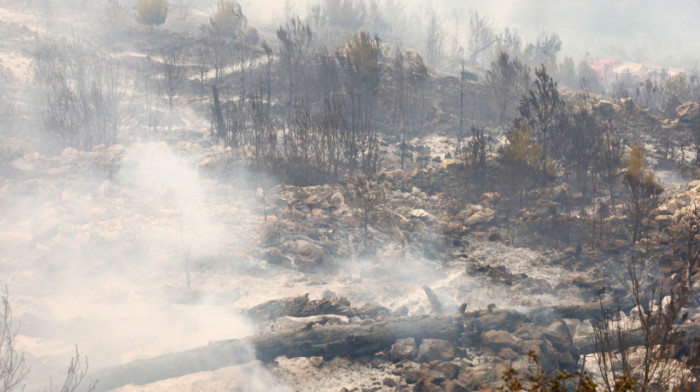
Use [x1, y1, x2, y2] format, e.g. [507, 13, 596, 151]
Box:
[0, 0, 697, 389]
[272, 0, 700, 68]
[465, 0, 700, 66]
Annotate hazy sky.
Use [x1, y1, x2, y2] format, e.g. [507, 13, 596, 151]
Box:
[244, 0, 700, 68]
[466, 0, 700, 66]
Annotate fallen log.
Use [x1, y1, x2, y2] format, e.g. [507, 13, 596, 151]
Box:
[529, 296, 636, 324]
[573, 323, 700, 357]
[89, 300, 698, 391]
[90, 315, 462, 391]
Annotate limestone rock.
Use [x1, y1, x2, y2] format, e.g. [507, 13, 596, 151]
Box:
[543, 320, 573, 351]
[444, 379, 469, 392]
[482, 330, 522, 349]
[410, 209, 436, 223]
[465, 206, 495, 226]
[389, 169, 406, 181]
[595, 100, 615, 119]
[435, 362, 461, 380]
[330, 192, 345, 207]
[292, 240, 324, 267]
[416, 339, 455, 362]
[481, 192, 500, 204]
[305, 194, 322, 207]
[677, 101, 700, 123]
[391, 338, 417, 362]
[261, 247, 290, 267]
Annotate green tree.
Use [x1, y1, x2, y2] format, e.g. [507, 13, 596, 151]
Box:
[136, 0, 168, 32]
[498, 123, 548, 207]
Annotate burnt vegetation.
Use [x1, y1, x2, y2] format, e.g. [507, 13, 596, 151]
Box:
[3, 0, 700, 390]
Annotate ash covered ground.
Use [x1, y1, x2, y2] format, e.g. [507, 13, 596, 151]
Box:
[1, 1, 700, 391]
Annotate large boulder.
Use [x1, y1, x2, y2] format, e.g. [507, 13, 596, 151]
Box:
[482, 330, 522, 349]
[416, 339, 455, 362]
[260, 247, 290, 267]
[543, 320, 573, 351]
[390, 337, 417, 362]
[594, 100, 616, 120]
[435, 362, 461, 380]
[330, 191, 345, 208]
[444, 380, 469, 392]
[291, 240, 324, 268]
[677, 101, 700, 123]
[304, 193, 323, 207]
[410, 209, 436, 223]
[464, 205, 495, 226]
[514, 322, 543, 340]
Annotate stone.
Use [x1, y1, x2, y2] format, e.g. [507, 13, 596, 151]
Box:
[389, 169, 406, 181]
[480, 192, 500, 204]
[393, 305, 409, 317]
[460, 364, 499, 390]
[390, 338, 417, 362]
[410, 209, 436, 222]
[435, 362, 461, 380]
[404, 367, 425, 384]
[543, 320, 573, 351]
[330, 192, 345, 208]
[514, 322, 542, 340]
[382, 378, 397, 387]
[331, 204, 352, 219]
[293, 240, 324, 267]
[519, 339, 544, 356]
[413, 380, 443, 392]
[309, 356, 324, 367]
[305, 194, 322, 207]
[416, 339, 455, 362]
[556, 350, 577, 370]
[482, 330, 522, 349]
[677, 101, 700, 123]
[465, 208, 495, 226]
[498, 347, 519, 360]
[595, 100, 615, 119]
[261, 247, 290, 267]
[446, 222, 466, 237]
[444, 380, 469, 392]
[427, 369, 447, 384]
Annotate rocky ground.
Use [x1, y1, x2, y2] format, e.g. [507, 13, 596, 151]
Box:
[3, 130, 685, 391]
[0, 2, 699, 391]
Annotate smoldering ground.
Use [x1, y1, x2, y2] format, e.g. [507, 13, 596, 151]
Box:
[0, 140, 286, 390]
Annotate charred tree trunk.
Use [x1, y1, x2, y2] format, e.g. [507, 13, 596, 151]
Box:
[573, 323, 700, 357]
[88, 296, 697, 391]
[90, 315, 462, 391]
